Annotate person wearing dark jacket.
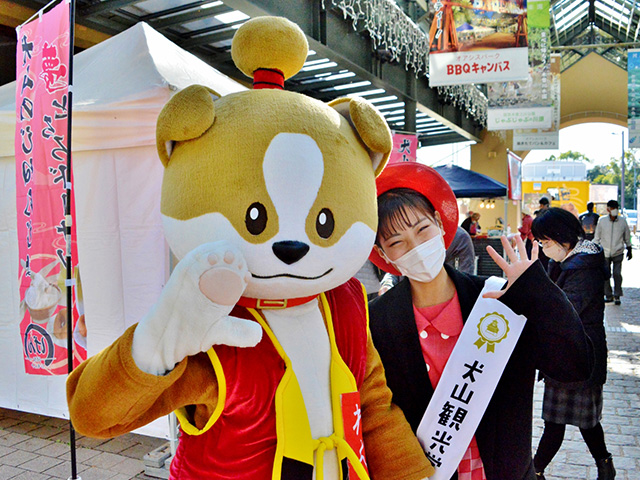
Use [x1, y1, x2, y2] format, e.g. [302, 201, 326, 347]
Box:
[580, 201, 600, 241]
[531, 207, 614, 480]
[368, 163, 593, 480]
[460, 212, 481, 236]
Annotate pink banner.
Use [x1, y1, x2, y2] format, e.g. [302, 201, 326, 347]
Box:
[507, 151, 522, 201]
[15, 1, 86, 375]
[388, 133, 418, 164]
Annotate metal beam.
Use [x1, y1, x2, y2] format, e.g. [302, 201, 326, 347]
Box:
[149, 4, 232, 30]
[405, 74, 417, 133]
[78, 0, 140, 17]
[74, 12, 135, 36]
[179, 24, 240, 48]
[139, 1, 212, 21]
[419, 132, 468, 147]
[555, 18, 590, 45]
[630, 1, 638, 39]
[552, 41, 640, 50]
[588, 0, 595, 24]
[594, 17, 631, 43]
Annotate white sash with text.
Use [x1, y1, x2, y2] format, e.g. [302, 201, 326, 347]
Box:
[416, 277, 527, 480]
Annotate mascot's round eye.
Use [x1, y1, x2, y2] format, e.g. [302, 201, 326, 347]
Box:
[316, 208, 335, 239]
[246, 202, 268, 235]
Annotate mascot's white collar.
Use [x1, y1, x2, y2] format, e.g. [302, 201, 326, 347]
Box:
[237, 294, 319, 309]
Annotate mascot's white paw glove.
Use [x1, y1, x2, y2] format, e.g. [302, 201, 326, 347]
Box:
[132, 241, 263, 375]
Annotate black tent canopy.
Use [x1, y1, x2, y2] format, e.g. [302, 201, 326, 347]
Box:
[434, 164, 508, 277]
[434, 164, 507, 198]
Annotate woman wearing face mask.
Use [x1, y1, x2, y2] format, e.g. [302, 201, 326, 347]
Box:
[368, 163, 593, 480]
[531, 208, 614, 480]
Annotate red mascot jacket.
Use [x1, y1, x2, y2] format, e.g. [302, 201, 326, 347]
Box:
[170, 278, 370, 480]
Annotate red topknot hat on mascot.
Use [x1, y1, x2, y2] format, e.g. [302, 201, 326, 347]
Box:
[369, 162, 459, 276]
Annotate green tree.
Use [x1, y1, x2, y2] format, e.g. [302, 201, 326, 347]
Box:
[586, 164, 607, 183]
[588, 151, 640, 209]
[544, 151, 593, 163]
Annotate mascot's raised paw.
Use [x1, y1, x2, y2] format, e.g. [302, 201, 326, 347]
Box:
[131, 241, 263, 375]
[198, 248, 251, 307]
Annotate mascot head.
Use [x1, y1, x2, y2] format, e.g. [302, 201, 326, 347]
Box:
[156, 16, 392, 300]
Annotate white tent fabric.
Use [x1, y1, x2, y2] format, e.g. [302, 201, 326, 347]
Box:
[0, 22, 246, 438]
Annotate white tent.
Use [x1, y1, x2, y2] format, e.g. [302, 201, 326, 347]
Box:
[0, 22, 246, 437]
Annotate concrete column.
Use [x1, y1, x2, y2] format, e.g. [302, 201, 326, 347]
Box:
[470, 130, 521, 234]
[404, 98, 417, 133]
[405, 73, 417, 133]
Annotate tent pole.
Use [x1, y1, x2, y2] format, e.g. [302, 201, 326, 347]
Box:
[65, 0, 79, 479]
[503, 196, 509, 262]
[504, 150, 509, 262]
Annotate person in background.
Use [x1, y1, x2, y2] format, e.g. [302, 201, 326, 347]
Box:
[593, 200, 632, 305]
[460, 211, 481, 236]
[354, 259, 383, 301]
[445, 226, 476, 275]
[369, 162, 593, 480]
[580, 202, 600, 241]
[519, 208, 534, 258]
[531, 207, 614, 480]
[378, 225, 476, 295]
[539, 196, 550, 211]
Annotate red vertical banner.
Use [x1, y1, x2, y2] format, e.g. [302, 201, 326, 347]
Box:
[388, 132, 418, 165]
[341, 392, 369, 479]
[15, 1, 86, 375]
[507, 151, 523, 201]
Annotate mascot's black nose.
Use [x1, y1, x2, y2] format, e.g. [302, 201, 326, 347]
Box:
[272, 241, 310, 265]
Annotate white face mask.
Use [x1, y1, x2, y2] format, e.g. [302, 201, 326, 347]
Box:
[385, 234, 446, 283]
[610, 209, 619, 217]
[542, 242, 568, 262]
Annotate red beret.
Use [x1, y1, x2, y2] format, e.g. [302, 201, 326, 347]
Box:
[369, 162, 459, 275]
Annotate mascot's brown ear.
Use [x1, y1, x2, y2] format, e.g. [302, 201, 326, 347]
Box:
[156, 85, 219, 167]
[328, 96, 392, 177]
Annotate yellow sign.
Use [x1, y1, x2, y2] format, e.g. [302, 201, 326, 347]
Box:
[474, 312, 510, 352]
[522, 180, 590, 213]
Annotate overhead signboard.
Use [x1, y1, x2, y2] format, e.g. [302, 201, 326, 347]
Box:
[428, 0, 529, 86]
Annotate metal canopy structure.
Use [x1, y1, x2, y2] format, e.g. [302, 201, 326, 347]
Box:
[551, 0, 640, 70]
[3, 0, 485, 147]
[5, 0, 638, 145]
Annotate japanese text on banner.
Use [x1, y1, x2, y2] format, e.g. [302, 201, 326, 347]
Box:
[388, 133, 418, 164]
[428, 0, 529, 86]
[15, 0, 86, 376]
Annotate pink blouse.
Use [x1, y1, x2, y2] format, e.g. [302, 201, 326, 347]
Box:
[413, 290, 463, 389]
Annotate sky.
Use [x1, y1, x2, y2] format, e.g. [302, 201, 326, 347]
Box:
[417, 122, 631, 170]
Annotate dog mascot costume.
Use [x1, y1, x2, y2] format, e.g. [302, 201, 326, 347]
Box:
[67, 16, 434, 480]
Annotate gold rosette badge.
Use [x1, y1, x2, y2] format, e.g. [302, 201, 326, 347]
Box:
[475, 312, 510, 352]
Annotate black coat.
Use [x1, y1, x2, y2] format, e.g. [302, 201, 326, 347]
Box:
[369, 261, 593, 480]
[547, 246, 607, 385]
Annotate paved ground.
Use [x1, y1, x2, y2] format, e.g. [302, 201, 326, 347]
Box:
[0, 254, 638, 479]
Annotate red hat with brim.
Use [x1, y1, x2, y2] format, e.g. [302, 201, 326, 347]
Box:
[369, 162, 459, 276]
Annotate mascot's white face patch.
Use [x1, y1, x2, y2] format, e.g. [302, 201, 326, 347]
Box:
[163, 132, 375, 300]
[263, 133, 323, 240]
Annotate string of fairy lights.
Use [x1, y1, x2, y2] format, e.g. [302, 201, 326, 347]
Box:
[321, 0, 489, 125]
